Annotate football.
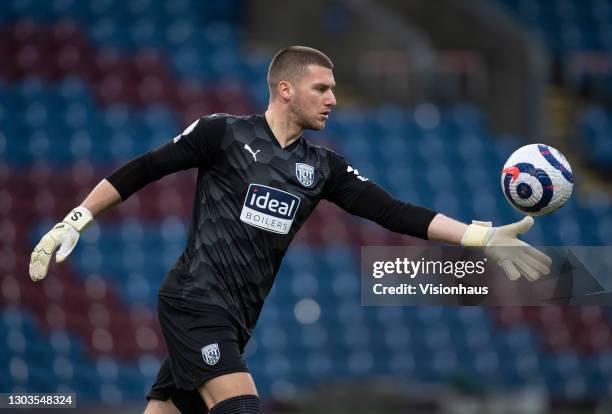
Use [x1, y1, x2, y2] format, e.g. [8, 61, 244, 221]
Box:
[501, 144, 574, 216]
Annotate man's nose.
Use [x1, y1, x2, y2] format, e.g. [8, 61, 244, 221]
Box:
[326, 91, 337, 107]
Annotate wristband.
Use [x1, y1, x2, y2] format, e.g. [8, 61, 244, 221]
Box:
[460, 220, 492, 247]
[62, 206, 94, 232]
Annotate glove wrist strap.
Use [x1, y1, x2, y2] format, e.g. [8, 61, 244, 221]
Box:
[62, 206, 94, 232]
[461, 221, 493, 247]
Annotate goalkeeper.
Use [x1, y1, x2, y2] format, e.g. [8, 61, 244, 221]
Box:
[29, 46, 551, 414]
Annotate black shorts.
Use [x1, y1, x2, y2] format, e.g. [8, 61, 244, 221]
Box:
[147, 295, 250, 409]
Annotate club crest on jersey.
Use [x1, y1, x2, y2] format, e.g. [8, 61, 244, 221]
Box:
[240, 184, 301, 234]
[201, 343, 220, 366]
[295, 163, 315, 187]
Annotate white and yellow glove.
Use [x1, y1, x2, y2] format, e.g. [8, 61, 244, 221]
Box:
[29, 206, 93, 282]
[461, 216, 551, 281]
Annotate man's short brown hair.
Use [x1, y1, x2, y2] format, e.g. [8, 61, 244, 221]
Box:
[268, 46, 334, 98]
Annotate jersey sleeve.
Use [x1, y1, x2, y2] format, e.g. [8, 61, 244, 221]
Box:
[106, 114, 226, 200]
[322, 151, 438, 240]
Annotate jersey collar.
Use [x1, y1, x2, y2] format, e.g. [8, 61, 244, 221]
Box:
[260, 114, 303, 153]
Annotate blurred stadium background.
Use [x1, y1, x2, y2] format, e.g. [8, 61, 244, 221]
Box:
[1, 0, 612, 413]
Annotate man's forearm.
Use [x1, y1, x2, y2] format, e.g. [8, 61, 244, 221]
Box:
[80, 179, 122, 217]
[427, 213, 469, 245]
[332, 184, 438, 240]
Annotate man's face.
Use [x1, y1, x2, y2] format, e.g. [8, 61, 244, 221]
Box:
[289, 65, 337, 131]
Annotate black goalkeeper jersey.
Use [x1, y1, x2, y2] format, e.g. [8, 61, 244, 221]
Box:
[107, 113, 437, 336]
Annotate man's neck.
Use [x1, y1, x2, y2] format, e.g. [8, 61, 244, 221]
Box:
[264, 107, 302, 149]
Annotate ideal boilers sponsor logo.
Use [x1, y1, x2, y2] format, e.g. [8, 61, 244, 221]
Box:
[240, 184, 300, 234]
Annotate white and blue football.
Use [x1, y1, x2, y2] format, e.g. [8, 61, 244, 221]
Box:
[501, 144, 574, 216]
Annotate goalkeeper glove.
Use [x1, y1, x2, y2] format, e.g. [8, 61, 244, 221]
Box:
[461, 216, 551, 281]
[29, 206, 93, 282]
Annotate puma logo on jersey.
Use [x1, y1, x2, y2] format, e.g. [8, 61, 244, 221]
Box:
[244, 144, 261, 162]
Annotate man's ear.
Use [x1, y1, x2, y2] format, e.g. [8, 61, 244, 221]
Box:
[278, 80, 293, 101]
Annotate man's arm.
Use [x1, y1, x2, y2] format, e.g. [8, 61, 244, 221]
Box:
[29, 116, 226, 281]
[323, 152, 551, 281]
[80, 179, 122, 217]
[322, 152, 437, 240]
[427, 214, 468, 244]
